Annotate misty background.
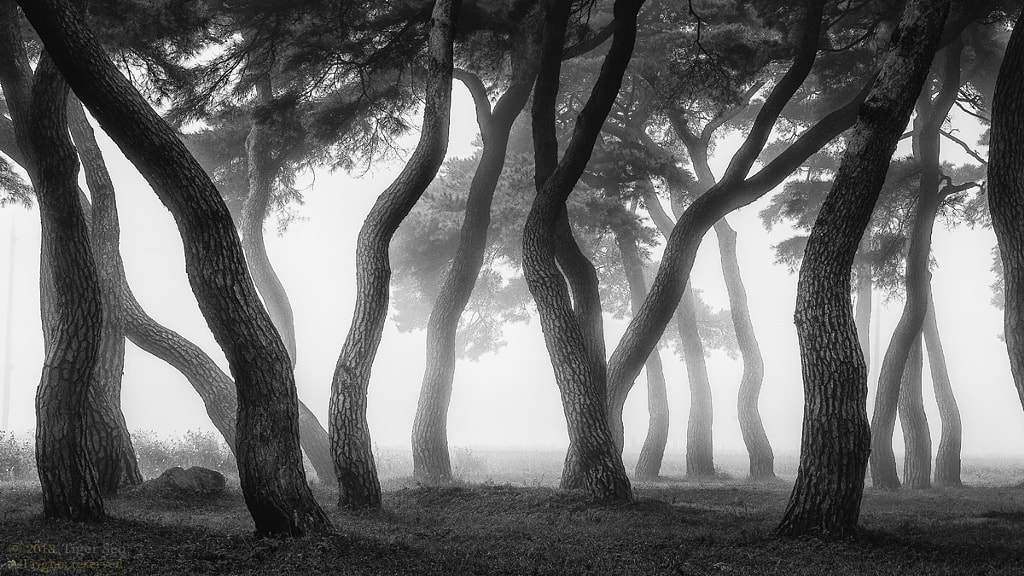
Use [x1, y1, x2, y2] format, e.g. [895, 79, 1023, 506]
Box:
[1, 82, 1018, 461]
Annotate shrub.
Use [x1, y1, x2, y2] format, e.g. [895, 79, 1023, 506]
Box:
[0, 430, 36, 482]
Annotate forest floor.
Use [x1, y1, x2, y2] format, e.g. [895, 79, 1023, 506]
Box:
[1, 451, 1023, 575]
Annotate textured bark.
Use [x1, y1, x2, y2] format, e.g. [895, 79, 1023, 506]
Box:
[777, 0, 949, 538]
[411, 39, 537, 484]
[925, 289, 961, 487]
[29, 54, 106, 522]
[522, 0, 643, 501]
[870, 39, 962, 491]
[331, 0, 460, 509]
[67, 98, 142, 495]
[1, 7, 104, 521]
[18, 0, 330, 536]
[240, 76, 336, 485]
[611, 213, 669, 479]
[717, 220, 774, 479]
[989, 11, 1024, 418]
[897, 335, 931, 489]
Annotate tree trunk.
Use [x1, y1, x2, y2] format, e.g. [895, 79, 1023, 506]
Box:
[777, 0, 949, 538]
[716, 219, 774, 479]
[605, 0, 836, 428]
[19, 0, 331, 536]
[988, 11, 1024, 419]
[870, 39, 962, 491]
[925, 288, 961, 487]
[897, 335, 931, 489]
[29, 54, 106, 521]
[331, 0, 459, 509]
[240, 76, 336, 485]
[611, 213, 670, 479]
[67, 97, 142, 495]
[677, 284, 715, 478]
[522, 0, 643, 501]
[412, 51, 536, 484]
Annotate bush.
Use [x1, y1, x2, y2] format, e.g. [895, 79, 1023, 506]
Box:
[132, 429, 236, 480]
[0, 430, 36, 482]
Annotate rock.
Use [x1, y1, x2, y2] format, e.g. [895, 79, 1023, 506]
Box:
[142, 466, 226, 496]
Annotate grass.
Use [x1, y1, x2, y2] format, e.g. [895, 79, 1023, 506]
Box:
[1, 448, 1023, 574]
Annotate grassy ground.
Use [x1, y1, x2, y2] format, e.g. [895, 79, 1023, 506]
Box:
[1, 451, 1023, 575]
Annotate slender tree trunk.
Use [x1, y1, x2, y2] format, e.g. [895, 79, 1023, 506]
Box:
[925, 288, 961, 487]
[897, 335, 931, 489]
[30, 54, 106, 521]
[677, 284, 714, 477]
[19, 0, 331, 536]
[716, 219, 774, 479]
[870, 39, 962, 491]
[67, 97, 142, 494]
[412, 48, 537, 483]
[777, 0, 949, 538]
[611, 214, 670, 479]
[854, 264, 872, 372]
[988, 11, 1024, 419]
[240, 76, 336, 484]
[331, 0, 460, 508]
[523, 0, 643, 501]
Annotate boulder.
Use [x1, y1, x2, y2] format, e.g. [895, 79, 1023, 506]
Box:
[142, 466, 226, 496]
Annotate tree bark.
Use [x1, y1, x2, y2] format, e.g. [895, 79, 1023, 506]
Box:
[717, 220, 774, 479]
[522, 0, 644, 501]
[777, 0, 949, 538]
[677, 284, 714, 477]
[611, 212, 669, 479]
[29, 54, 106, 522]
[988, 11, 1024, 419]
[870, 39, 962, 491]
[18, 0, 331, 536]
[925, 288, 961, 487]
[67, 97, 142, 495]
[897, 335, 931, 489]
[411, 62, 535, 484]
[331, 0, 460, 509]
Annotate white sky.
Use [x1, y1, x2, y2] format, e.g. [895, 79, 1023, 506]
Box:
[1, 82, 1022, 463]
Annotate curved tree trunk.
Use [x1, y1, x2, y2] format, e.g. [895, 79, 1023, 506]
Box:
[19, 0, 331, 536]
[411, 47, 537, 483]
[240, 76, 336, 485]
[870, 39, 962, 491]
[988, 11, 1024, 420]
[331, 0, 459, 509]
[29, 54, 106, 521]
[677, 284, 714, 477]
[925, 288, 961, 487]
[611, 212, 670, 479]
[67, 97, 142, 494]
[523, 0, 642, 501]
[776, 0, 949, 538]
[716, 219, 774, 479]
[897, 335, 931, 489]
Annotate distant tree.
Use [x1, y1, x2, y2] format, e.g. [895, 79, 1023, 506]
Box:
[988, 10, 1024, 430]
[776, 0, 950, 538]
[18, 0, 331, 536]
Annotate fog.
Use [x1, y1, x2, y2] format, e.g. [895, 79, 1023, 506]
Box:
[1, 83, 1022, 461]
